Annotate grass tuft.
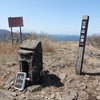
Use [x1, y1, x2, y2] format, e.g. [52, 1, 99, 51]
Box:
[87, 34, 100, 48]
[0, 42, 19, 63]
[0, 42, 19, 55]
[42, 38, 56, 53]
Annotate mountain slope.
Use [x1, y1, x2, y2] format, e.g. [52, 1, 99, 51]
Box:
[0, 29, 10, 34]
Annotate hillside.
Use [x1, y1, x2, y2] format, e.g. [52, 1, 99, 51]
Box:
[0, 41, 100, 100]
[0, 29, 10, 34]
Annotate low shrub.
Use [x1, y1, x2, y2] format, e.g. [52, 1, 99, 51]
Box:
[42, 38, 56, 53]
[87, 34, 100, 48]
[0, 42, 19, 55]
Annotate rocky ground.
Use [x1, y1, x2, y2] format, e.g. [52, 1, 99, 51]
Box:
[0, 41, 100, 100]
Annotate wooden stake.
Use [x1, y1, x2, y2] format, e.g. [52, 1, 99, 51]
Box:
[11, 27, 13, 44]
[76, 15, 89, 75]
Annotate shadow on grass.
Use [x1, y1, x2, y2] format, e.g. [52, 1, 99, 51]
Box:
[81, 72, 100, 76]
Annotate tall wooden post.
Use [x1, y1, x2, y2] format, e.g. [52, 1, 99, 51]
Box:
[11, 27, 13, 44]
[20, 27, 22, 43]
[76, 15, 89, 75]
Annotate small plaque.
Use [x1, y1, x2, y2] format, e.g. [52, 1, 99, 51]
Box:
[14, 72, 26, 90]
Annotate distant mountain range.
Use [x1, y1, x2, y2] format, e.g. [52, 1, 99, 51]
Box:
[0, 29, 80, 41]
[0, 29, 10, 34]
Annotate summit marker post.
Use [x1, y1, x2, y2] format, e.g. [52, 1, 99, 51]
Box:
[76, 15, 89, 75]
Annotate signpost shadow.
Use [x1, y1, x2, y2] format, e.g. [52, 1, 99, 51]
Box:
[81, 72, 100, 76]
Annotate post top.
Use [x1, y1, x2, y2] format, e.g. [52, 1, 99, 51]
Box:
[82, 15, 89, 20]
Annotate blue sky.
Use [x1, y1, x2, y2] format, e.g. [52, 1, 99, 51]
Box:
[1, 0, 100, 35]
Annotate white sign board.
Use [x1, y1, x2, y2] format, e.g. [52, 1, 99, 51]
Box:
[14, 72, 26, 90]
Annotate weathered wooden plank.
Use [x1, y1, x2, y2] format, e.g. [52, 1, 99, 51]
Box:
[76, 15, 89, 75]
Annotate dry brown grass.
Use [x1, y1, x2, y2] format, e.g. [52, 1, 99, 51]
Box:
[42, 39, 56, 53]
[0, 39, 56, 64]
[0, 42, 19, 55]
[0, 42, 19, 63]
[0, 40, 56, 56]
[87, 34, 100, 49]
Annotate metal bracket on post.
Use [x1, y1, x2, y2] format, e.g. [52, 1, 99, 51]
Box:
[76, 15, 89, 75]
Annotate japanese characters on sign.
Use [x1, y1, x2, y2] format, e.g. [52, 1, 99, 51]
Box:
[14, 72, 26, 90]
[8, 17, 23, 27]
[79, 19, 88, 47]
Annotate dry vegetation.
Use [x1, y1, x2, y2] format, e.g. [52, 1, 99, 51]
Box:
[42, 38, 56, 53]
[0, 42, 19, 64]
[1, 33, 100, 56]
[1, 32, 100, 64]
[0, 38, 56, 64]
[87, 34, 100, 48]
[0, 42, 19, 55]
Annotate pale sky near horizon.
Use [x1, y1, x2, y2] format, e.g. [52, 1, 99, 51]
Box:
[1, 0, 100, 35]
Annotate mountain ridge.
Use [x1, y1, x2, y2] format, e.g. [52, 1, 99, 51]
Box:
[0, 29, 79, 41]
[0, 29, 10, 34]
